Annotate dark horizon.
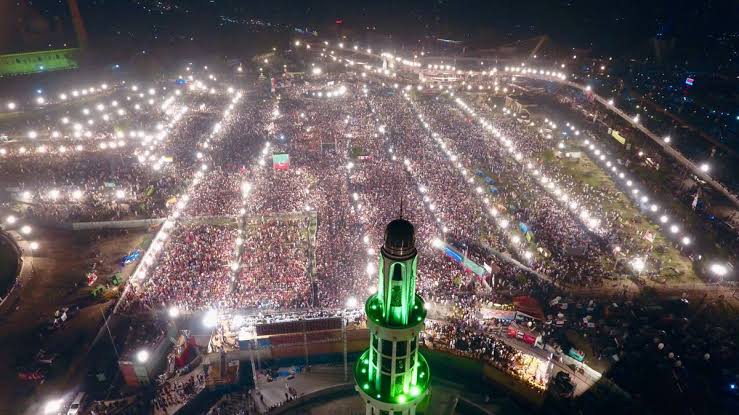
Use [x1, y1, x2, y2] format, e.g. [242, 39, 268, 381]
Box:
[2, 0, 737, 70]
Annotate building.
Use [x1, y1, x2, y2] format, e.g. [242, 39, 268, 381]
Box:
[354, 218, 430, 415]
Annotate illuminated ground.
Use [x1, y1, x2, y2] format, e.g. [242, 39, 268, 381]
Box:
[0, 228, 150, 415]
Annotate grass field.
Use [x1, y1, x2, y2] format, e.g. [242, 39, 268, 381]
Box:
[541, 149, 699, 284]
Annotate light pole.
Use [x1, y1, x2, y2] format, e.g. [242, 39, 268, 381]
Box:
[100, 306, 120, 359]
[344, 296, 358, 382]
[250, 337, 258, 390]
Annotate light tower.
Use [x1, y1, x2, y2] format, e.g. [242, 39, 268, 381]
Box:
[355, 218, 430, 415]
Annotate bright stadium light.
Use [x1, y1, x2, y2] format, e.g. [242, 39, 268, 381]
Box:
[346, 297, 358, 308]
[699, 163, 710, 173]
[203, 309, 218, 328]
[431, 238, 444, 249]
[136, 349, 150, 363]
[631, 257, 645, 273]
[7, 102, 16, 110]
[6, 215, 16, 224]
[29, 241, 39, 250]
[168, 306, 179, 318]
[710, 263, 728, 277]
[20, 225, 32, 235]
[312, 67, 322, 75]
[44, 399, 63, 414]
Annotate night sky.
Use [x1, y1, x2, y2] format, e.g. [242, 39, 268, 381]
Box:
[1, 0, 737, 67]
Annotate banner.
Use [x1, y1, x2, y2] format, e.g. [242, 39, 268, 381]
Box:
[568, 347, 585, 362]
[273, 153, 290, 170]
[441, 244, 486, 277]
[462, 257, 487, 276]
[609, 129, 626, 145]
[444, 246, 463, 262]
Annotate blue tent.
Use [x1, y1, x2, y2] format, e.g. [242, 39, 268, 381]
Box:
[121, 249, 142, 265]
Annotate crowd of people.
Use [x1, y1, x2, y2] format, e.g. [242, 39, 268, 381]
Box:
[120, 72, 560, 315]
[411, 95, 622, 286]
[424, 318, 549, 390]
[235, 218, 312, 309]
[52, 62, 732, 415]
[0, 83, 230, 223]
[152, 368, 206, 415]
[131, 224, 236, 311]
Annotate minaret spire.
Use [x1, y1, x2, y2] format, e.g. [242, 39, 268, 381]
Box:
[354, 218, 430, 414]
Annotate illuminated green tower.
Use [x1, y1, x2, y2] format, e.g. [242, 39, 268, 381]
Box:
[355, 219, 430, 415]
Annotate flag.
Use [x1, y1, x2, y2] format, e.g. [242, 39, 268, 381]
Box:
[519, 222, 529, 234]
[273, 153, 289, 170]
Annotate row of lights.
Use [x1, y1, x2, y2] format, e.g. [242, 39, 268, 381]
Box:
[405, 94, 537, 263]
[15, 187, 130, 204]
[1, 89, 188, 159]
[128, 81, 244, 293]
[502, 102, 732, 279]
[5, 81, 116, 113]
[455, 96, 607, 236]
[315, 38, 731, 279]
[313, 39, 735, 282]
[341, 111, 380, 296]
[37, 69, 232, 415]
[566, 83, 722, 185]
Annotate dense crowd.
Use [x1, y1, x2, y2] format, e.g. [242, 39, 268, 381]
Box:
[0, 87, 228, 223]
[120, 74, 566, 314]
[60, 65, 732, 415]
[412, 96, 620, 286]
[152, 369, 206, 415]
[131, 224, 236, 311]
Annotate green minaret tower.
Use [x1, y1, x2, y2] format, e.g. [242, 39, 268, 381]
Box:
[355, 218, 431, 415]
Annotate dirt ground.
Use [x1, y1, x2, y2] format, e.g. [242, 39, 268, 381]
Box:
[0, 227, 151, 415]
